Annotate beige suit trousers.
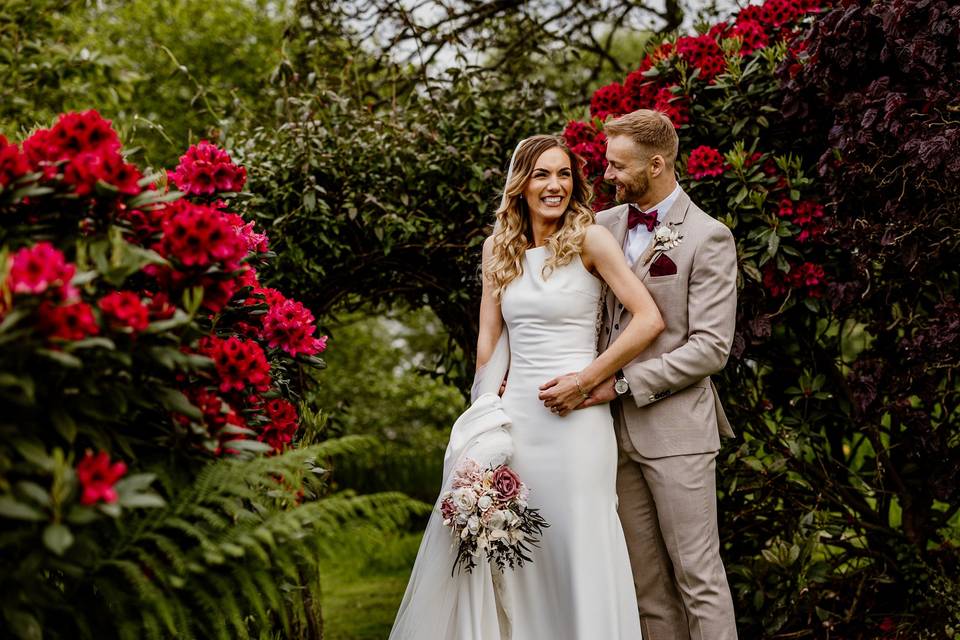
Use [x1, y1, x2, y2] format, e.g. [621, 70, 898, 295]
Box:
[615, 408, 738, 640]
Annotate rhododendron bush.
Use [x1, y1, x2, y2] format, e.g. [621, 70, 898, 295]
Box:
[562, 0, 959, 635]
[0, 111, 336, 637]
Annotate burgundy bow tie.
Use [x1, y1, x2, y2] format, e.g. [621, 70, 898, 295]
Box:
[627, 205, 659, 232]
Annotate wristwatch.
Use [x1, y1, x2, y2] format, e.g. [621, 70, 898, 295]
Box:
[614, 370, 630, 396]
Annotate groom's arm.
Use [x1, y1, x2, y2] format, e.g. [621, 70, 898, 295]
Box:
[622, 222, 737, 408]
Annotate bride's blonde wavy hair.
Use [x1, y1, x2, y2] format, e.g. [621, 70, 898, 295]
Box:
[487, 135, 595, 299]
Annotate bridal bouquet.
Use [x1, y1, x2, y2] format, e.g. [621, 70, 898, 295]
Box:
[440, 458, 549, 574]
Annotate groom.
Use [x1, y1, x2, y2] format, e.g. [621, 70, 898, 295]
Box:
[580, 109, 739, 639]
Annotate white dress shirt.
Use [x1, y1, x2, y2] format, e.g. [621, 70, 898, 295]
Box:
[624, 182, 682, 267]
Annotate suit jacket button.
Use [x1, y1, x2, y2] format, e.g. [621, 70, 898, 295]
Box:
[649, 395, 655, 401]
[614, 323, 619, 330]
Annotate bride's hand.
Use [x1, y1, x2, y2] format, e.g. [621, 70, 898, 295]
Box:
[538, 373, 587, 417]
[576, 376, 617, 409]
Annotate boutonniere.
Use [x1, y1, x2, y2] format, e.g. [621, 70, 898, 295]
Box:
[641, 224, 684, 265]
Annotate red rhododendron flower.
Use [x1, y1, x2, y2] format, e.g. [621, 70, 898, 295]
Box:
[145, 291, 177, 320]
[261, 298, 328, 357]
[687, 146, 726, 179]
[654, 86, 690, 127]
[38, 301, 100, 341]
[199, 335, 272, 393]
[168, 140, 247, 196]
[60, 148, 142, 197]
[622, 68, 661, 113]
[160, 200, 247, 269]
[0, 135, 29, 187]
[778, 199, 825, 242]
[98, 291, 150, 333]
[562, 121, 598, 148]
[790, 261, 826, 295]
[258, 397, 299, 452]
[732, 19, 770, 55]
[675, 34, 726, 82]
[49, 110, 121, 159]
[6, 242, 77, 298]
[762, 264, 790, 297]
[76, 450, 127, 505]
[590, 83, 625, 121]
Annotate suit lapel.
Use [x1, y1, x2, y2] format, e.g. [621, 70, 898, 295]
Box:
[636, 187, 692, 283]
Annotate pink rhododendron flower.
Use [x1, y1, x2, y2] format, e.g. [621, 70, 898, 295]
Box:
[76, 450, 127, 505]
[98, 291, 150, 333]
[6, 242, 77, 298]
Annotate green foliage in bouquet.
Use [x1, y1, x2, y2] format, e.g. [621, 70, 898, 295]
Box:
[0, 111, 426, 639]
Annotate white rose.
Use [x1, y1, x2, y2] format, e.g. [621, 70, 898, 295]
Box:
[509, 529, 526, 544]
[487, 509, 509, 531]
[453, 488, 477, 514]
[490, 529, 509, 542]
[477, 495, 494, 512]
[467, 515, 481, 535]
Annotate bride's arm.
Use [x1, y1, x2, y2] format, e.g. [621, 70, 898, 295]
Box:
[539, 225, 664, 415]
[476, 235, 504, 371]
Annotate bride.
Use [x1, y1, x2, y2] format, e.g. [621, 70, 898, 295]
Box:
[390, 135, 664, 639]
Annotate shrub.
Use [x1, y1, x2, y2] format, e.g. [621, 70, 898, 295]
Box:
[562, 0, 960, 635]
[0, 110, 424, 638]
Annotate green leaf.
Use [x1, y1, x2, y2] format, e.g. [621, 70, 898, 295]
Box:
[0, 496, 46, 521]
[114, 473, 157, 494]
[36, 348, 83, 369]
[16, 482, 51, 508]
[222, 439, 273, 454]
[12, 439, 54, 471]
[156, 387, 202, 420]
[128, 189, 184, 208]
[51, 408, 77, 443]
[65, 505, 98, 525]
[64, 336, 117, 351]
[766, 232, 780, 257]
[7, 610, 42, 640]
[43, 523, 74, 556]
[117, 492, 166, 509]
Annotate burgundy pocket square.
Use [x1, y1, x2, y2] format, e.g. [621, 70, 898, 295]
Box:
[649, 253, 677, 277]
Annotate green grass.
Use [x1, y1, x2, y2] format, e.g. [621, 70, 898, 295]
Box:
[320, 525, 424, 640]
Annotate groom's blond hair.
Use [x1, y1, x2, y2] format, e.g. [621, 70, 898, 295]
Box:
[603, 109, 679, 168]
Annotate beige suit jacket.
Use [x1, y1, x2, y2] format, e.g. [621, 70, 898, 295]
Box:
[597, 187, 737, 458]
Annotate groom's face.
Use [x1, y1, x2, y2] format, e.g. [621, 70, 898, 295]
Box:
[604, 135, 651, 204]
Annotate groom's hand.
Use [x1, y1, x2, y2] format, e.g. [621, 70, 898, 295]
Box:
[575, 376, 617, 409]
[538, 373, 586, 417]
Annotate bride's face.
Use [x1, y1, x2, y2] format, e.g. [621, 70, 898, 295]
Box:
[522, 147, 573, 225]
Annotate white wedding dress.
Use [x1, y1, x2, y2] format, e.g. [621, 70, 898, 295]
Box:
[390, 246, 642, 640]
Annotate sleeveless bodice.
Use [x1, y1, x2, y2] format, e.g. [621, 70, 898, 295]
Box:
[500, 247, 601, 381]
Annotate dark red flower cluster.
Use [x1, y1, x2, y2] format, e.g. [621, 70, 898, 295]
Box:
[98, 291, 150, 333]
[653, 86, 690, 127]
[38, 301, 100, 341]
[261, 298, 328, 357]
[687, 146, 726, 179]
[778, 199, 826, 242]
[199, 335, 272, 393]
[5, 242, 77, 299]
[732, 19, 771, 54]
[676, 34, 727, 82]
[76, 450, 127, 505]
[0, 135, 29, 187]
[590, 83, 625, 121]
[168, 140, 247, 196]
[258, 397, 299, 452]
[564, 122, 608, 180]
[763, 261, 826, 298]
[20, 110, 142, 196]
[159, 200, 247, 269]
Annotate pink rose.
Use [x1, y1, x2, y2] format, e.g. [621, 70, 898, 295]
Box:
[492, 465, 522, 501]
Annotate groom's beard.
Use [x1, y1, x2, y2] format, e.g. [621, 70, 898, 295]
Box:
[614, 172, 650, 205]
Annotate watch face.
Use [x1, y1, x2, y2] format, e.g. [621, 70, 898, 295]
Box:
[615, 378, 629, 395]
